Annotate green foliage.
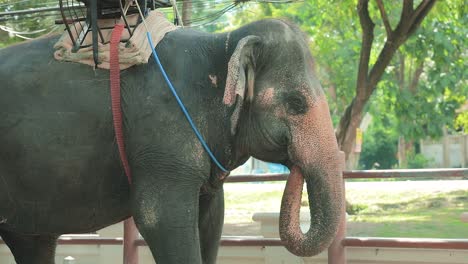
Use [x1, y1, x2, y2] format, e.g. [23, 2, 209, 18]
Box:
[0, 0, 63, 46]
[407, 153, 430, 169]
[358, 122, 399, 169]
[0, 30, 22, 48]
[380, 3, 467, 141]
[357, 88, 399, 169]
[455, 111, 468, 132]
[346, 201, 368, 216]
[229, 1, 466, 165]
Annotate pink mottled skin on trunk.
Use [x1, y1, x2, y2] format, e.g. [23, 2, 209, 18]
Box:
[289, 96, 338, 165]
[279, 95, 343, 256]
[280, 165, 303, 241]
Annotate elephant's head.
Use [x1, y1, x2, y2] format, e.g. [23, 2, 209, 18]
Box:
[224, 20, 343, 256]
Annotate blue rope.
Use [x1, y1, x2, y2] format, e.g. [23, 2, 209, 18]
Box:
[146, 32, 228, 172]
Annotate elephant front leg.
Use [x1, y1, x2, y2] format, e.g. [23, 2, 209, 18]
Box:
[133, 180, 203, 264]
[199, 187, 224, 264]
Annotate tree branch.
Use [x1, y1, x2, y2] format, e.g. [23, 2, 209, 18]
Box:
[368, 41, 400, 90]
[182, 0, 192, 26]
[337, 0, 436, 163]
[392, 0, 415, 41]
[367, 0, 434, 90]
[398, 51, 405, 90]
[376, 0, 392, 36]
[409, 60, 424, 94]
[407, 0, 437, 36]
[402, 0, 414, 20]
[356, 0, 375, 99]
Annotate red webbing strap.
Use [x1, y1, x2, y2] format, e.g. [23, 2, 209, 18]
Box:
[110, 24, 132, 184]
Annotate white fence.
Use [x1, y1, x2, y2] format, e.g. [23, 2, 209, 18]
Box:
[421, 134, 468, 168]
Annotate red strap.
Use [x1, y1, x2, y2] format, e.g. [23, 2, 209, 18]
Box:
[110, 24, 132, 184]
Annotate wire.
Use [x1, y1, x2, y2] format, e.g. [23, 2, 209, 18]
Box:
[0, 11, 61, 22]
[0, 0, 303, 37]
[187, 3, 236, 22]
[188, 4, 237, 27]
[0, 25, 47, 34]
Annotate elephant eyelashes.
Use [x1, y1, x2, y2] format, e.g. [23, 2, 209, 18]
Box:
[284, 91, 308, 115]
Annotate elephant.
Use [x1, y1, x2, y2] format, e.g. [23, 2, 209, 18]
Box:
[0, 18, 343, 264]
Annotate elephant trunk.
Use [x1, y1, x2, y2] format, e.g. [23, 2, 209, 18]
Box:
[279, 98, 343, 256]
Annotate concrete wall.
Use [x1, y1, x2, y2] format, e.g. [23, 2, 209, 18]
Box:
[421, 134, 467, 168]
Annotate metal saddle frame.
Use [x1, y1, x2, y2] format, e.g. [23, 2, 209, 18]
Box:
[57, 0, 172, 67]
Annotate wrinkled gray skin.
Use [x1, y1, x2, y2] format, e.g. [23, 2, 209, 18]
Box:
[0, 19, 343, 263]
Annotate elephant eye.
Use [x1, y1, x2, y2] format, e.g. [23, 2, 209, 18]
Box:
[284, 91, 308, 115]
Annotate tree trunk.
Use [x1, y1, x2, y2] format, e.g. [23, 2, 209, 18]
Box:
[336, 0, 436, 168]
[182, 0, 192, 26]
[337, 98, 366, 169]
[398, 136, 414, 168]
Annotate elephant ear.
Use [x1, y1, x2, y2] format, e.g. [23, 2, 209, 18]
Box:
[223, 35, 261, 135]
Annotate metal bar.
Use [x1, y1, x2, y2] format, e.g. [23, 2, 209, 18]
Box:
[226, 168, 468, 183]
[226, 174, 288, 183]
[3, 236, 468, 250]
[57, 237, 123, 245]
[55, 17, 86, 24]
[90, 0, 99, 66]
[134, 237, 286, 247]
[344, 168, 468, 179]
[343, 237, 468, 250]
[134, 237, 468, 250]
[124, 218, 139, 264]
[74, 22, 90, 52]
[0, 5, 85, 17]
[59, 0, 76, 47]
[221, 237, 284, 247]
[119, 0, 134, 38]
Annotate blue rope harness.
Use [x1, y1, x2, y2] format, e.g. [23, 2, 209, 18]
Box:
[146, 32, 229, 172]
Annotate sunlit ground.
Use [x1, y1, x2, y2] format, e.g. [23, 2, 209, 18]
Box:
[223, 180, 468, 238]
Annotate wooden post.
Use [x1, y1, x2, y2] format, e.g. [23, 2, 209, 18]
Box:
[328, 151, 346, 264]
[461, 212, 468, 223]
[461, 135, 467, 168]
[442, 127, 450, 167]
[123, 217, 139, 264]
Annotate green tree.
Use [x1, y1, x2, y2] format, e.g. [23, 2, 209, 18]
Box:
[0, 0, 62, 41]
[374, 2, 466, 167]
[229, 0, 465, 168]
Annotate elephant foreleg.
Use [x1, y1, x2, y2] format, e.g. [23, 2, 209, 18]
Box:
[133, 179, 203, 264]
[0, 230, 58, 264]
[199, 188, 224, 264]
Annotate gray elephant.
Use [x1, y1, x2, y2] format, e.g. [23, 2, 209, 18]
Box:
[0, 18, 343, 264]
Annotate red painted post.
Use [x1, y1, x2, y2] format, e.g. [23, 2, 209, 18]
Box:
[124, 217, 139, 264]
[462, 212, 468, 223]
[328, 151, 346, 264]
